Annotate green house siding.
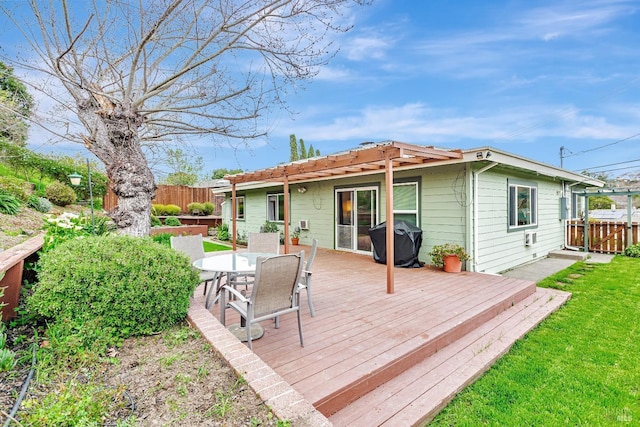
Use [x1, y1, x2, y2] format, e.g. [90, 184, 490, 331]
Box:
[222, 161, 586, 274]
[420, 165, 468, 264]
[473, 168, 565, 273]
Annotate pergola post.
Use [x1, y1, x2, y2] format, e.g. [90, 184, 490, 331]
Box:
[283, 178, 290, 254]
[385, 154, 394, 294]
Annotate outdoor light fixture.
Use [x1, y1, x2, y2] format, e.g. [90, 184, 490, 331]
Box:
[485, 150, 492, 158]
[68, 172, 82, 186]
[476, 150, 493, 160]
[68, 159, 96, 234]
[298, 186, 307, 193]
[476, 151, 483, 159]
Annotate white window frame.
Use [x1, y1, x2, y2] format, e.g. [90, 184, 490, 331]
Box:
[267, 193, 285, 222]
[393, 181, 419, 226]
[236, 196, 245, 220]
[508, 183, 537, 230]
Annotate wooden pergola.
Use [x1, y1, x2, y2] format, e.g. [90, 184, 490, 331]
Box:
[225, 141, 463, 294]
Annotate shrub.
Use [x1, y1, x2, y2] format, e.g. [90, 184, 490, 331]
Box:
[187, 202, 206, 215]
[217, 223, 229, 241]
[624, 243, 640, 258]
[0, 287, 17, 372]
[27, 195, 52, 213]
[262, 220, 279, 233]
[203, 202, 214, 215]
[150, 214, 162, 227]
[165, 204, 181, 215]
[151, 203, 165, 215]
[42, 212, 113, 253]
[0, 191, 21, 215]
[151, 232, 173, 247]
[45, 181, 77, 206]
[29, 235, 200, 340]
[164, 216, 182, 226]
[0, 176, 31, 201]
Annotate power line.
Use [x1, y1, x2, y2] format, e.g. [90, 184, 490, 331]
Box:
[564, 132, 640, 158]
[578, 158, 640, 172]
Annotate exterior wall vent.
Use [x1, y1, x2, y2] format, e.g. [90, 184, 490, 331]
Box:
[299, 219, 310, 230]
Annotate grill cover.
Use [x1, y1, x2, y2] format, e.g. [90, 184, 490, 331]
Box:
[368, 220, 424, 268]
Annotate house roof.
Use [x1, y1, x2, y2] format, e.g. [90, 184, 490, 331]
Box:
[221, 141, 605, 189]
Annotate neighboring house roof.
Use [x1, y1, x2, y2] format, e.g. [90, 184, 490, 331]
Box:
[219, 141, 605, 191]
[590, 209, 640, 222]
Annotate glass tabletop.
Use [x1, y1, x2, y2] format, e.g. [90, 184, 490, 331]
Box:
[193, 252, 275, 274]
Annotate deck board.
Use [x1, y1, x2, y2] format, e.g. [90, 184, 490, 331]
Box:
[197, 246, 541, 419]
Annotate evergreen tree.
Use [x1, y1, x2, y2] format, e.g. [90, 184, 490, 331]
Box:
[289, 134, 299, 161]
[298, 138, 306, 160]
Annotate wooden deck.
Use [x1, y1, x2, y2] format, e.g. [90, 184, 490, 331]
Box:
[192, 245, 570, 426]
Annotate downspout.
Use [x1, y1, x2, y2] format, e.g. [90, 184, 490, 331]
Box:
[473, 162, 498, 272]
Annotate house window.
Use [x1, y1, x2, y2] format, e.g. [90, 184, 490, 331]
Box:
[236, 196, 245, 220]
[393, 182, 418, 226]
[509, 183, 537, 229]
[267, 193, 285, 222]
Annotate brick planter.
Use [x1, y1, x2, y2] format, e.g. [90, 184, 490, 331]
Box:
[150, 225, 209, 237]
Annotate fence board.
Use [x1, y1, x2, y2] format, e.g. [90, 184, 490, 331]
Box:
[566, 220, 640, 254]
[103, 185, 225, 215]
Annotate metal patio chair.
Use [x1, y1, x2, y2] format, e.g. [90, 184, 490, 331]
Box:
[170, 234, 217, 295]
[297, 238, 318, 317]
[220, 252, 305, 350]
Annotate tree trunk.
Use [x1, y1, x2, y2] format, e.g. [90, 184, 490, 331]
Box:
[78, 95, 156, 237]
[107, 147, 156, 237]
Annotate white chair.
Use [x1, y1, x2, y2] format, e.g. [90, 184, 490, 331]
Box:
[220, 252, 305, 350]
[230, 232, 281, 290]
[297, 238, 318, 317]
[247, 232, 280, 254]
[170, 234, 217, 295]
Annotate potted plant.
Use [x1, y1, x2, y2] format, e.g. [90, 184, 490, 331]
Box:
[429, 243, 470, 273]
[291, 227, 300, 245]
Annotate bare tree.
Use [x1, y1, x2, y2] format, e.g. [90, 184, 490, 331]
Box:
[3, 0, 367, 235]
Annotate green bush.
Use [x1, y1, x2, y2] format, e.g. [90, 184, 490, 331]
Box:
[0, 191, 21, 215]
[27, 195, 52, 213]
[42, 212, 112, 253]
[203, 202, 214, 215]
[187, 202, 206, 215]
[624, 243, 640, 257]
[164, 216, 182, 226]
[45, 181, 77, 206]
[165, 204, 181, 215]
[151, 203, 165, 215]
[29, 235, 199, 340]
[217, 223, 229, 241]
[0, 176, 31, 201]
[151, 232, 173, 247]
[150, 214, 162, 227]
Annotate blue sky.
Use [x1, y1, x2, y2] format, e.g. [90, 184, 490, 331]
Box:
[4, 0, 640, 180]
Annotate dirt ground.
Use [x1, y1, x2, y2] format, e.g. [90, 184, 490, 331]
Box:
[0, 208, 279, 426]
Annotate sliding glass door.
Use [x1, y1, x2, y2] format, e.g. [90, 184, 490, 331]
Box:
[336, 187, 378, 253]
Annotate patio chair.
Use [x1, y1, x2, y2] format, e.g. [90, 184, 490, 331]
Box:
[220, 252, 305, 350]
[230, 232, 280, 290]
[170, 234, 218, 295]
[247, 232, 280, 254]
[297, 238, 318, 317]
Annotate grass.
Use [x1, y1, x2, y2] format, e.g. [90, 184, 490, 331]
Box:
[430, 256, 640, 426]
[203, 240, 232, 252]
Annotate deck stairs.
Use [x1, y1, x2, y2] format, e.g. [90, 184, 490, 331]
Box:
[325, 284, 570, 426]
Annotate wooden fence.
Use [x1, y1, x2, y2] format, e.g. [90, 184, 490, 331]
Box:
[566, 220, 640, 254]
[103, 185, 225, 215]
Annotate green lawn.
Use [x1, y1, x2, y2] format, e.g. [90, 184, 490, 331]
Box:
[430, 256, 640, 426]
[203, 240, 232, 252]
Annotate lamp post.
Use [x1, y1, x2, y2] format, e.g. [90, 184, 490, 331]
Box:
[68, 159, 95, 234]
